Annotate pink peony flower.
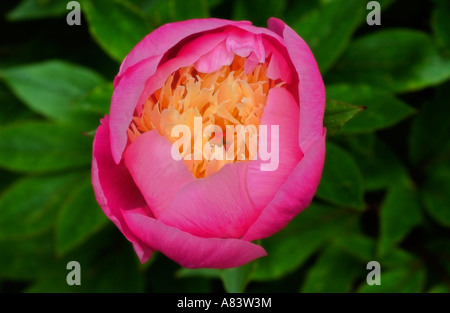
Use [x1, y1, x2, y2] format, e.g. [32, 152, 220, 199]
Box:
[92, 18, 326, 269]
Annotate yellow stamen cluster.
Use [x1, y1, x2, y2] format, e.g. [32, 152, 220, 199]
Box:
[128, 55, 278, 178]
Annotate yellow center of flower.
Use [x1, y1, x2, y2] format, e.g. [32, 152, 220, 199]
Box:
[128, 55, 280, 178]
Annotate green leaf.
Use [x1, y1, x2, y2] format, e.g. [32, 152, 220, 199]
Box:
[0, 83, 34, 126]
[358, 263, 426, 293]
[316, 142, 365, 210]
[76, 82, 113, 116]
[0, 173, 83, 240]
[428, 284, 450, 293]
[83, 245, 145, 293]
[56, 176, 108, 255]
[409, 82, 450, 164]
[252, 202, 358, 281]
[326, 84, 415, 134]
[301, 245, 362, 293]
[0, 232, 56, 279]
[333, 233, 417, 267]
[327, 29, 450, 93]
[26, 227, 144, 293]
[323, 98, 363, 136]
[176, 268, 221, 279]
[337, 233, 426, 293]
[422, 161, 450, 227]
[82, 0, 152, 62]
[333, 133, 376, 157]
[0, 60, 105, 124]
[352, 137, 411, 191]
[0, 122, 93, 173]
[283, 1, 321, 25]
[220, 261, 256, 293]
[232, 0, 286, 26]
[138, 0, 210, 26]
[7, 0, 68, 21]
[432, 2, 450, 53]
[378, 185, 422, 256]
[292, 0, 365, 73]
[426, 237, 450, 278]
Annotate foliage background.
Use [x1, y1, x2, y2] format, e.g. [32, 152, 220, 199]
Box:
[0, 0, 449, 293]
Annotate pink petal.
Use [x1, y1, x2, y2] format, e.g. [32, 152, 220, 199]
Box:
[117, 18, 252, 80]
[194, 40, 235, 73]
[124, 130, 195, 218]
[244, 51, 259, 74]
[226, 29, 265, 62]
[246, 87, 303, 211]
[123, 211, 267, 268]
[92, 116, 154, 261]
[242, 132, 326, 241]
[158, 162, 258, 239]
[265, 40, 292, 83]
[110, 56, 161, 164]
[268, 18, 325, 152]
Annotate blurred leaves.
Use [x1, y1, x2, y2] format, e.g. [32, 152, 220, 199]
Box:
[82, 0, 152, 62]
[344, 136, 411, 191]
[300, 245, 361, 293]
[220, 261, 256, 293]
[138, 0, 210, 25]
[327, 29, 450, 93]
[323, 98, 363, 136]
[0, 60, 106, 129]
[358, 262, 426, 293]
[422, 161, 450, 227]
[0, 122, 92, 173]
[378, 185, 422, 256]
[252, 202, 358, 281]
[316, 143, 365, 210]
[431, 0, 450, 54]
[56, 176, 108, 255]
[409, 82, 450, 165]
[0, 173, 84, 240]
[7, 0, 68, 21]
[326, 84, 415, 134]
[232, 0, 286, 26]
[1, 0, 450, 294]
[292, 0, 365, 73]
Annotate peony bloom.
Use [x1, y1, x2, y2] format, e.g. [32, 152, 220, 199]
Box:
[92, 18, 326, 269]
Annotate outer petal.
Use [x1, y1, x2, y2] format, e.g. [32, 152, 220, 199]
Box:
[123, 211, 266, 269]
[92, 116, 154, 261]
[242, 132, 326, 241]
[158, 162, 258, 239]
[110, 56, 161, 164]
[116, 19, 252, 82]
[124, 130, 195, 218]
[247, 87, 302, 211]
[268, 17, 325, 152]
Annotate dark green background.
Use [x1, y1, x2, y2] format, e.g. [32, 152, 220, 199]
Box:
[0, 0, 449, 293]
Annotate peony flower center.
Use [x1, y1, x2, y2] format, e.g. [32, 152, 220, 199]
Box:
[128, 55, 280, 178]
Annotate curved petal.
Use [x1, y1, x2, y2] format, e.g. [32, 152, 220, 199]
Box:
[242, 132, 326, 241]
[123, 211, 267, 269]
[158, 162, 258, 239]
[110, 56, 161, 164]
[268, 18, 325, 152]
[92, 116, 154, 261]
[117, 19, 252, 80]
[246, 87, 303, 211]
[124, 130, 195, 218]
